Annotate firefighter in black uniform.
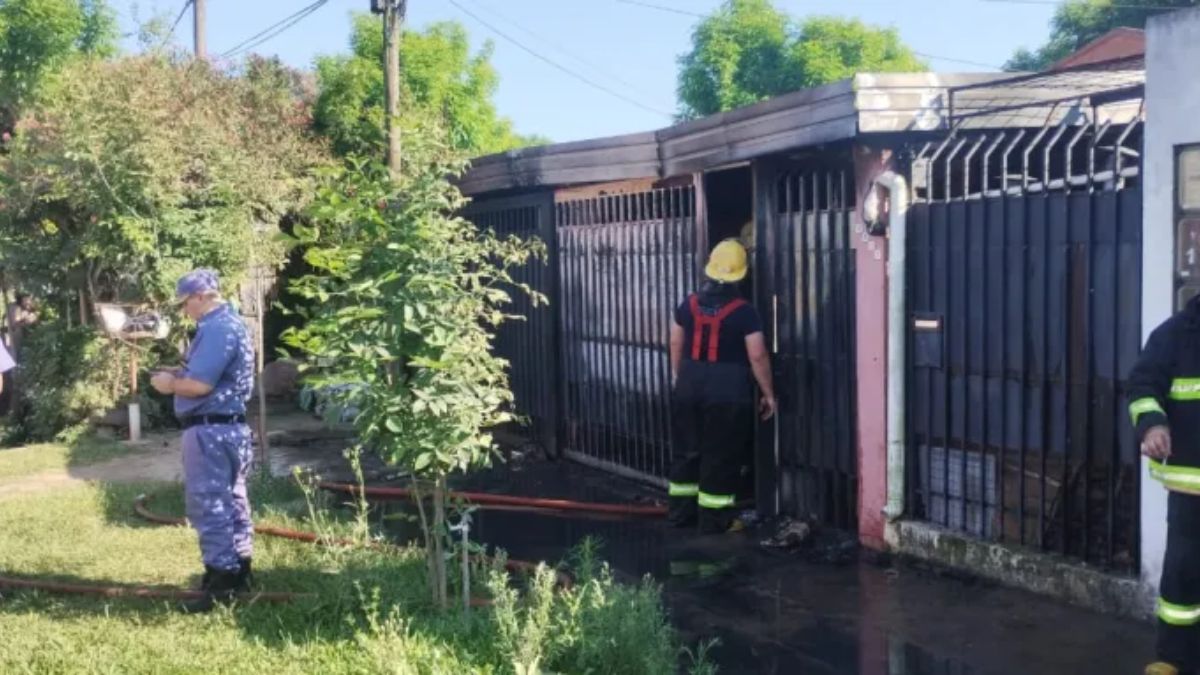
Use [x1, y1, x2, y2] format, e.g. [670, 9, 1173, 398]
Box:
[668, 239, 776, 534]
[1129, 295, 1200, 675]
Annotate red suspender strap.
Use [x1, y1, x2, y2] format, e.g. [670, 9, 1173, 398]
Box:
[689, 295, 747, 363]
[707, 299, 746, 362]
[689, 295, 704, 361]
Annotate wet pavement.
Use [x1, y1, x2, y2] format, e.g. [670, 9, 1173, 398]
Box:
[206, 412, 1157, 674]
[373, 457, 1156, 675]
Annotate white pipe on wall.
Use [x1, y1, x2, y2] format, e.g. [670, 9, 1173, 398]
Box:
[872, 171, 910, 522]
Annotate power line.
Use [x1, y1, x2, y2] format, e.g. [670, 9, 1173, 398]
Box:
[168, 0, 193, 35]
[156, 0, 193, 51]
[614, 0, 1003, 70]
[446, 0, 674, 118]
[220, 0, 328, 59]
[979, 0, 1193, 8]
[468, 0, 671, 103]
[614, 0, 704, 17]
[218, 0, 330, 60]
[913, 52, 1002, 70]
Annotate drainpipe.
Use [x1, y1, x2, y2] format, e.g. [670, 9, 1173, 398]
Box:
[870, 171, 910, 522]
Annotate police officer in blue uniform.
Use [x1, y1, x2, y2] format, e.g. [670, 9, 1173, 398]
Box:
[151, 269, 256, 613]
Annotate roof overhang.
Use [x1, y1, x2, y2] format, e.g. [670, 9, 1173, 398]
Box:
[459, 68, 1141, 197]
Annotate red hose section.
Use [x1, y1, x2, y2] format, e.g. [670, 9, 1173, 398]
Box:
[317, 481, 668, 518]
[0, 576, 308, 603]
[0, 493, 577, 606]
[132, 495, 574, 592]
[2, 487, 580, 605]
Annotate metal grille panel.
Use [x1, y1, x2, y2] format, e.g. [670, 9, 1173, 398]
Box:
[907, 120, 1143, 572]
[758, 165, 858, 528]
[556, 187, 700, 484]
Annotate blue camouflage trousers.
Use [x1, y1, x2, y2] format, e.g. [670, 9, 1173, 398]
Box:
[182, 424, 254, 572]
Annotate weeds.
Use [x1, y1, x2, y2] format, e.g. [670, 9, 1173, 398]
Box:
[488, 563, 556, 675]
[682, 638, 722, 675]
[0, 446, 702, 674]
[482, 537, 686, 675]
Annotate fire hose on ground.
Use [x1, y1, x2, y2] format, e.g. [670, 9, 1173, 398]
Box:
[316, 481, 669, 518]
[0, 484, 667, 604]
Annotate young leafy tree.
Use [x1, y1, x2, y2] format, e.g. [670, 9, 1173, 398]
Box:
[314, 13, 539, 157]
[282, 124, 544, 608]
[1005, 0, 1197, 71]
[0, 0, 117, 130]
[677, 0, 925, 119]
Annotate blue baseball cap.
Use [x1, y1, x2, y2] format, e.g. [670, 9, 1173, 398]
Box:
[175, 269, 220, 302]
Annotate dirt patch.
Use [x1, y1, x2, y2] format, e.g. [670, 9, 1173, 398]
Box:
[0, 409, 358, 501]
[0, 448, 180, 501]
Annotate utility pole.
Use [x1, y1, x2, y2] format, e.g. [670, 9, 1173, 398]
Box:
[193, 0, 207, 59]
[374, 0, 406, 174]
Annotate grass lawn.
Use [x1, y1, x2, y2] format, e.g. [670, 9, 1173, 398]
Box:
[0, 444, 686, 675]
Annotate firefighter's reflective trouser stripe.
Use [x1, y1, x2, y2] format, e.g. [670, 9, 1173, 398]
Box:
[1159, 600, 1200, 626]
[1157, 527, 1200, 670]
[667, 398, 751, 526]
[697, 492, 736, 509]
[669, 482, 699, 497]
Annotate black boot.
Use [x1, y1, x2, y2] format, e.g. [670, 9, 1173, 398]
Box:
[197, 565, 217, 591]
[237, 557, 253, 591]
[668, 497, 698, 528]
[180, 568, 244, 614]
[698, 508, 736, 535]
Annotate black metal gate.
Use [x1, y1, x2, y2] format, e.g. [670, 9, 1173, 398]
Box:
[756, 161, 859, 527]
[555, 186, 701, 485]
[463, 193, 560, 452]
[905, 114, 1144, 572]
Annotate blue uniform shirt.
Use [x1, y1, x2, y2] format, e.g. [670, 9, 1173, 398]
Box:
[175, 303, 255, 419]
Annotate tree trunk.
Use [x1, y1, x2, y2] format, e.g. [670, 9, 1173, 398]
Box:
[410, 478, 438, 606]
[433, 473, 448, 610]
[461, 517, 470, 613]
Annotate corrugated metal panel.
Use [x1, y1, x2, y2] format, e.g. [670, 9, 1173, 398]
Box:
[460, 132, 660, 196]
[659, 81, 858, 175]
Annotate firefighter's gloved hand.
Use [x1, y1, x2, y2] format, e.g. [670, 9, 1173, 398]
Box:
[1142, 425, 1172, 460]
[759, 395, 777, 421]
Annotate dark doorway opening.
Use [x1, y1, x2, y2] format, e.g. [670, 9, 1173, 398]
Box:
[704, 165, 754, 247]
[702, 165, 757, 504]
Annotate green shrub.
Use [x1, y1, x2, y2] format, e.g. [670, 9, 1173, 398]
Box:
[485, 540, 679, 675]
[16, 321, 117, 441]
[0, 54, 329, 438]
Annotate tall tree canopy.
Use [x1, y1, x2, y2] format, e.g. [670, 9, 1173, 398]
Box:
[677, 0, 925, 119]
[1006, 0, 1197, 71]
[314, 13, 539, 157]
[0, 0, 116, 130]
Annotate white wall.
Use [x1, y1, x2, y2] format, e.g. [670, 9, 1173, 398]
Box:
[1142, 7, 1200, 597]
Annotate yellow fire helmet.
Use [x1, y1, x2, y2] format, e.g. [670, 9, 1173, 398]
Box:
[704, 238, 749, 283]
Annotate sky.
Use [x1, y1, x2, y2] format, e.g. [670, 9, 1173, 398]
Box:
[116, 0, 1060, 143]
